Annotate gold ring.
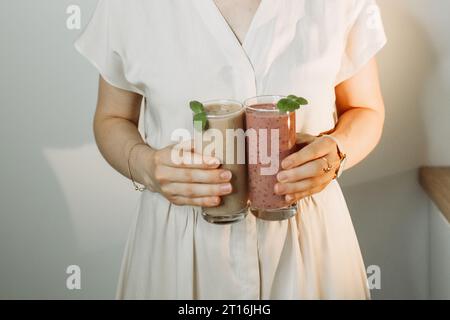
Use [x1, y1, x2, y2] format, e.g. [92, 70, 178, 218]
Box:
[321, 157, 333, 173]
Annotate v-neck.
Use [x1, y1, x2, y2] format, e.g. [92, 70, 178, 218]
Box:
[210, 0, 264, 49]
[192, 0, 305, 96]
[193, 0, 269, 98]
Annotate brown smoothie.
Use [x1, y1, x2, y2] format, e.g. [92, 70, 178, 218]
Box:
[202, 102, 248, 219]
[246, 103, 297, 210]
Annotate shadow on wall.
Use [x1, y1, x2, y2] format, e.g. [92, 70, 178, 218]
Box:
[0, 0, 135, 299]
[0, 0, 444, 300]
[344, 170, 429, 300]
[341, 0, 437, 188]
[343, 0, 441, 299]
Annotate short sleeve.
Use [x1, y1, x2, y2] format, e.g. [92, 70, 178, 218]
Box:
[335, 0, 387, 85]
[74, 0, 143, 95]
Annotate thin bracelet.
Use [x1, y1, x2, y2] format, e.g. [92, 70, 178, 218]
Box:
[127, 142, 148, 192]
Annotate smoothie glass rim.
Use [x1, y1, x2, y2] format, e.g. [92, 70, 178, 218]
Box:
[202, 99, 244, 119]
[244, 95, 293, 114]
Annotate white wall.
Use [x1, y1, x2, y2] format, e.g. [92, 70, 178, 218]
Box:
[0, 0, 138, 299]
[430, 204, 450, 300]
[341, 0, 450, 299]
[0, 0, 449, 299]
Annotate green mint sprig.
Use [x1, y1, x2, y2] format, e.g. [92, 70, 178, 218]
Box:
[277, 95, 309, 113]
[190, 100, 207, 131]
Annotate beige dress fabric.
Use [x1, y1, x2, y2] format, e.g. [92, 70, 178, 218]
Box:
[75, 0, 387, 299]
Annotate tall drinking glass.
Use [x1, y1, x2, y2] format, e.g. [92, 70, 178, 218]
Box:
[198, 100, 249, 224]
[244, 96, 298, 221]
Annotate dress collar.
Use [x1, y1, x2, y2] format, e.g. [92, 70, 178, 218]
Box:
[193, 0, 306, 95]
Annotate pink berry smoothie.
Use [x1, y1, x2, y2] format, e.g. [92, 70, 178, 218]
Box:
[245, 102, 298, 211]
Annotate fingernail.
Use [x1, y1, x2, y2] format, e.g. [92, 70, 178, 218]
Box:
[207, 158, 220, 166]
[275, 184, 285, 194]
[220, 171, 232, 181]
[211, 197, 221, 205]
[220, 184, 232, 194]
[277, 172, 288, 182]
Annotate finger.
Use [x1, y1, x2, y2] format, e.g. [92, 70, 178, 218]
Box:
[158, 148, 221, 169]
[274, 171, 334, 195]
[278, 153, 342, 183]
[173, 139, 196, 151]
[295, 133, 316, 145]
[281, 137, 335, 170]
[162, 182, 233, 198]
[174, 139, 222, 160]
[277, 158, 328, 183]
[155, 166, 232, 184]
[170, 196, 222, 208]
[285, 183, 330, 203]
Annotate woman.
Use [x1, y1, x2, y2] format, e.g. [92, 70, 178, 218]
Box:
[75, 0, 386, 299]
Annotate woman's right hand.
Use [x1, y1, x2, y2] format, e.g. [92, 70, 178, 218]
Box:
[135, 141, 233, 207]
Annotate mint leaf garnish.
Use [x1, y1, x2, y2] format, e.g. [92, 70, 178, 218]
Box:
[277, 95, 309, 113]
[277, 98, 298, 113]
[193, 112, 207, 131]
[190, 100, 207, 131]
[288, 95, 308, 106]
[190, 100, 204, 114]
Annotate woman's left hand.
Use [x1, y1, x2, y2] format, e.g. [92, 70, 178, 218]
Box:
[275, 133, 341, 204]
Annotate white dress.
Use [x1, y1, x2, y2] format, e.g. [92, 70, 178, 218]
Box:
[75, 0, 386, 299]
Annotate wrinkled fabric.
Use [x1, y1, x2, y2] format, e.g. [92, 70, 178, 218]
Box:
[75, 0, 386, 299]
